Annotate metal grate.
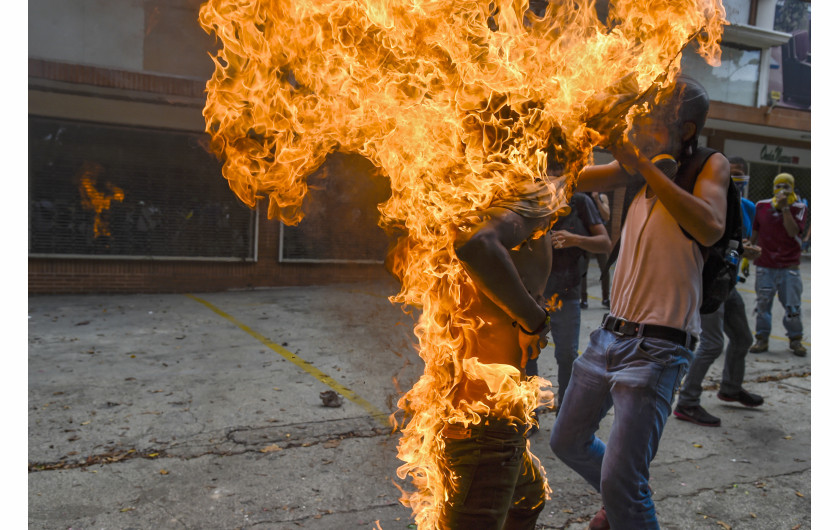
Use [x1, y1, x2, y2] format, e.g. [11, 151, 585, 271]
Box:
[29, 116, 257, 260]
[279, 153, 391, 263]
[744, 161, 811, 209]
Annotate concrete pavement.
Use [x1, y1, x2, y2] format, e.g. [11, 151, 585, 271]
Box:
[28, 260, 812, 529]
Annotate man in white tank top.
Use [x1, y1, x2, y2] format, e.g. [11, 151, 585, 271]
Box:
[549, 76, 731, 529]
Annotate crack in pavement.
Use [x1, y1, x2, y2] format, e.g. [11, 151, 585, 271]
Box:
[29, 415, 395, 472]
[248, 501, 403, 527]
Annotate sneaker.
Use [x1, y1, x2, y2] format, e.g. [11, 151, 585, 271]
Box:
[749, 337, 769, 353]
[588, 506, 610, 529]
[717, 389, 764, 408]
[673, 404, 721, 427]
[580, 300, 589, 309]
[789, 338, 807, 357]
[602, 299, 610, 309]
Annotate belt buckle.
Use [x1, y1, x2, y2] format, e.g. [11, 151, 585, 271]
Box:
[615, 319, 638, 337]
[603, 315, 622, 335]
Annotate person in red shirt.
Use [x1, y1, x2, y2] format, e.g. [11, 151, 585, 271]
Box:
[748, 173, 809, 356]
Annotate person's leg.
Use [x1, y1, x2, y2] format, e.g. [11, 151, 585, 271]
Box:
[503, 448, 547, 530]
[439, 422, 531, 530]
[599, 337, 691, 530]
[553, 298, 582, 409]
[580, 252, 590, 307]
[753, 266, 776, 341]
[719, 289, 754, 394]
[677, 303, 724, 408]
[596, 252, 611, 305]
[777, 267, 804, 339]
[550, 328, 615, 491]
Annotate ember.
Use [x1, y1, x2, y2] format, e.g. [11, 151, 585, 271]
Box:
[198, 1, 725, 527]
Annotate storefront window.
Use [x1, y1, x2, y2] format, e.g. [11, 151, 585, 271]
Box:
[681, 44, 761, 107]
[29, 116, 257, 260]
[722, 0, 752, 25]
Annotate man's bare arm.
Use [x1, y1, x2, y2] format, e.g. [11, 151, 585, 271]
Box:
[593, 193, 611, 222]
[454, 207, 549, 332]
[551, 223, 611, 254]
[575, 160, 643, 193]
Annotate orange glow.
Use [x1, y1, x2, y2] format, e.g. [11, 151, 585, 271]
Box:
[78, 163, 124, 238]
[198, 1, 725, 527]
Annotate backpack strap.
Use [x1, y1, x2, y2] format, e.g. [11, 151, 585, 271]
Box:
[602, 177, 643, 274]
[672, 146, 720, 247]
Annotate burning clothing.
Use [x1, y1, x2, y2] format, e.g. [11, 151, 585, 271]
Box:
[493, 176, 570, 221]
[440, 418, 545, 529]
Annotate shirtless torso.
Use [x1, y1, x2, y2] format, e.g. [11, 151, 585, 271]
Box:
[452, 214, 553, 413]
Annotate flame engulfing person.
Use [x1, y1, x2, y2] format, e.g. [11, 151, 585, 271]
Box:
[198, 1, 725, 527]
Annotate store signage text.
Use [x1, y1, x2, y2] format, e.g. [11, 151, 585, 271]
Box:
[760, 145, 800, 165]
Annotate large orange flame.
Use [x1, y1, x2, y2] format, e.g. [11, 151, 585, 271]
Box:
[198, 1, 725, 527]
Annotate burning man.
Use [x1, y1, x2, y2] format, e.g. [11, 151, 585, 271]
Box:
[549, 76, 729, 529]
[428, 177, 567, 528]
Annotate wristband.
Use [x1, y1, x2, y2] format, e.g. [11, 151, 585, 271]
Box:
[520, 309, 550, 336]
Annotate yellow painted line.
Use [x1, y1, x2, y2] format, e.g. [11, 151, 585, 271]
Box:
[186, 294, 391, 428]
[770, 334, 810, 347]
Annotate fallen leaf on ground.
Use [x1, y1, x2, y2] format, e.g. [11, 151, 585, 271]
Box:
[261, 444, 283, 453]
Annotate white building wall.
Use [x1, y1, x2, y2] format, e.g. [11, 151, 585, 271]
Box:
[29, 0, 145, 71]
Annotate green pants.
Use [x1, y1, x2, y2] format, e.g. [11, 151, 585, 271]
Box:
[439, 418, 546, 530]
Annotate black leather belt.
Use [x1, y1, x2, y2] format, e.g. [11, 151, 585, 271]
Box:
[601, 314, 697, 351]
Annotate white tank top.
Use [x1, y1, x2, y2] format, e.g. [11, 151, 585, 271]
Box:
[610, 187, 704, 337]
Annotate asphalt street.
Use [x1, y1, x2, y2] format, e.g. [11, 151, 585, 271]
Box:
[28, 259, 813, 529]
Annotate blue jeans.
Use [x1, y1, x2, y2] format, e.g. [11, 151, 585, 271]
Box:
[525, 297, 581, 409]
[549, 328, 692, 529]
[678, 289, 752, 406]
[754, 266, 803, 339]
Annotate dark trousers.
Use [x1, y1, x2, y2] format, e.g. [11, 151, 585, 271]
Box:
[439, 419, 546, 529]
[678, 289, 752, 407]
[581, 252, 611, 302]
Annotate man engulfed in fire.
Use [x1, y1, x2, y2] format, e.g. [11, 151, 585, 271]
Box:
[435, 168, 565, 527]
[198, 1, 728, 528]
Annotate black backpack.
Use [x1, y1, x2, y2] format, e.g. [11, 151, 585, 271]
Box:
[605, 147, 743, 314]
